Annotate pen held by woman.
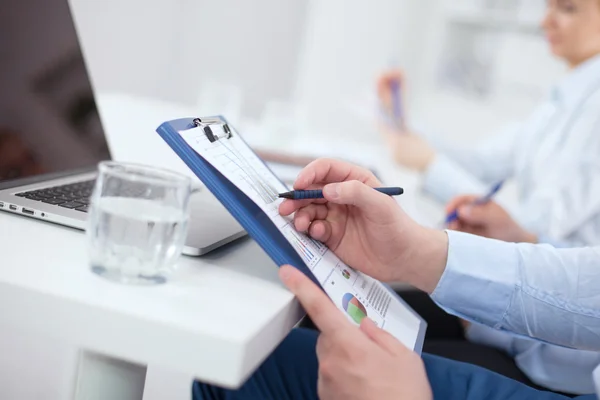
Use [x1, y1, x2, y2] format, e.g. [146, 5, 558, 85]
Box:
[445, 181, 504, 225]
[377, 69, 406, 133]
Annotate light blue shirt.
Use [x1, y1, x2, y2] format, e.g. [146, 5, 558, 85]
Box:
[464, 234, 600, 394]
[431, 231, 600, 394]
[421, 53, 600, 394]
[422, 53, 600, 246]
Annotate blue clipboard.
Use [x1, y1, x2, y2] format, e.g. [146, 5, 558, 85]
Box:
[156, 116, 426, 353]
[156, 117, 314, 284]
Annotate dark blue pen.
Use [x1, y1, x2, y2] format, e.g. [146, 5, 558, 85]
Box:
[445, 181, 505, 225]
[390, 79, 403, 128]
[279, 187, 404, 200]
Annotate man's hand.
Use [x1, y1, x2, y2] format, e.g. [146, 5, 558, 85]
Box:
[280, 265, 432, 400]
[446, 195, 537, 243]
[279, 158, 448, 293]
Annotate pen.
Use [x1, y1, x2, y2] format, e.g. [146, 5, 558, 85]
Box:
[278, 187, 404, 200]
[390, 79, 403, 129]
[445, 181, 505, 225]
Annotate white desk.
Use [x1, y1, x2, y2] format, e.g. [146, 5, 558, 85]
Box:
[0, 211, 303, 399]
[0, 93, 445, 399]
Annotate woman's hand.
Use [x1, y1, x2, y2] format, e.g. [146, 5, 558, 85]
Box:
[376, 69, 436, 172]
[376, 69, 406, 127]
[381, 130, 436, 172]
[446, 195, 538, 243]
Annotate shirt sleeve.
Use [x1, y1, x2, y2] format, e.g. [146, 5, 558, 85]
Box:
[421, 123, 521, 203]
[431, 230, 600, 351]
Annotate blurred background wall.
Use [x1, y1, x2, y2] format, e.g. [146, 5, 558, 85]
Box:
[68, 0, 566, 146]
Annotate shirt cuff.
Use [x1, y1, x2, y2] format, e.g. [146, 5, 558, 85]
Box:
[431, 230, 518, 328]
[422, 154, 488, 203]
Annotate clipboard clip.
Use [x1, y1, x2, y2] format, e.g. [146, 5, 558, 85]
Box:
[191, 116, 279, 204]
[193, 117, 232, 143]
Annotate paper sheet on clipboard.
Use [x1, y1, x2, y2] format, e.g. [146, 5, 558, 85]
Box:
[178, 123, 424, 350]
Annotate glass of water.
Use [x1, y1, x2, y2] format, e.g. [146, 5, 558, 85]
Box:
[87, 161, 192, 285]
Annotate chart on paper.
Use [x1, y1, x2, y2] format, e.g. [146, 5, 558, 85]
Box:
[281, 224, 328, 269]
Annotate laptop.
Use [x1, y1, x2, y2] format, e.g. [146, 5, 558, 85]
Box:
[0, 0, 245, 255]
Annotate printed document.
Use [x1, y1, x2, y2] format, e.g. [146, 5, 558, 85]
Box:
[179, 123, 424, 350]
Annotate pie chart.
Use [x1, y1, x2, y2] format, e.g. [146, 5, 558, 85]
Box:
[342, 293, 367, 324]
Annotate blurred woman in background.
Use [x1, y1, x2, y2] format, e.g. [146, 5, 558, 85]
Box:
[377, 0, 600, 395]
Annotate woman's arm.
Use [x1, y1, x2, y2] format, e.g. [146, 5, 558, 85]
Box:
[421, 123, 521, 203]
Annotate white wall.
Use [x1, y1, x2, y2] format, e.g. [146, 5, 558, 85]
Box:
[291, 0, 441, 139]
[70, 0, 310, 119]
[175, 0, 309, 117]
[69, 0, 566, 146]
[411, 0, 567, 143]
[70, 0, 561, 147]
[70, 0, 446, 141]
[69, 0, 185, 104]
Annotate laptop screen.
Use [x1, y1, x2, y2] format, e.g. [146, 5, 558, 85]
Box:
[0, 0, 110, 185]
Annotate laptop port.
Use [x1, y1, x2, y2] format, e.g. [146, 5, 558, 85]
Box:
[22, 208, 34, 216]
[0, 202, 4, 208]
[9, 205, 17, 211]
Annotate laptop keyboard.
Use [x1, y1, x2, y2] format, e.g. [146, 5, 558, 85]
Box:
[15, 180, 95, 213]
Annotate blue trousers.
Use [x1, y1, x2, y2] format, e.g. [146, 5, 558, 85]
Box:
[193, 328, 596, 400]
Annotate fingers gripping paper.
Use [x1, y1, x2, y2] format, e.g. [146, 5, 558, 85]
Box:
[157, 117, 426, 352]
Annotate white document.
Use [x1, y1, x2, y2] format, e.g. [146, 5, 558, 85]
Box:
[178, 123, 425, 351]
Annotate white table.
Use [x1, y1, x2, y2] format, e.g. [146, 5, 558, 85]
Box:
[0, 167, 442, 400]
[0, 211, 303, 399]
[0, 93, 445, 399]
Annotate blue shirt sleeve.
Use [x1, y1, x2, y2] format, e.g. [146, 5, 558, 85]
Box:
[431, 230, 600, 351]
